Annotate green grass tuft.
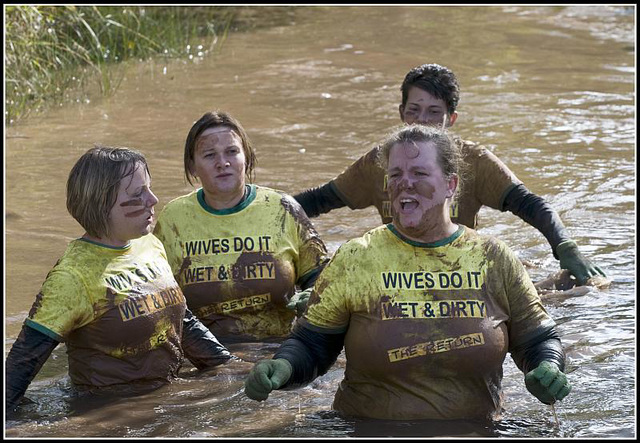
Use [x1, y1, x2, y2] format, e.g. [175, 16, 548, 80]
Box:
[5, 6, 234, 124]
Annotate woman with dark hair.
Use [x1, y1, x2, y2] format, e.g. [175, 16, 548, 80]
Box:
[6, 145, 234, 413]
[294, 63, 605, 287]
[154, 111, 328, 345]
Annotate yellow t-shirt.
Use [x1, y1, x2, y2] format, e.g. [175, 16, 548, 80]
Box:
[300, 225, 555, 420]
[27, 234, 186, 389]
[154, 185, 328, 342]
[331, 138, 522, 227]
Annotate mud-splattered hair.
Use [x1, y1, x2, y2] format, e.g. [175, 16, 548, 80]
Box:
[184, 110, 257, 186]
[67, 145, 149, 238]
[381, 124, 462, 184]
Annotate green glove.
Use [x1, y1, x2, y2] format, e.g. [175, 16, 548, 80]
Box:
[286, 288, 313, 317]
[244, 358, 293, 401]
[556, 240, 607, 286]
[525, 361, 571, 405]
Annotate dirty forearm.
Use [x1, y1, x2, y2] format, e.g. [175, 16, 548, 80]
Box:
[182, 309, 234, 369]
[6, 324, 58, 411]
[273, 322, 345, 389]
[510, 327, 566, 374]
[293, 182, 347, 218]
[502, 184, 571, 258]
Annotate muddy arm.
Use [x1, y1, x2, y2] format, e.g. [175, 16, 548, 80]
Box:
[6, 324, 59, 412]
[273, 322, 345, 389]
[293, 182, 346, 218]
[510, 327, 565, 374]
[502, 184, 570, 258]
[182, 308, 234, 370]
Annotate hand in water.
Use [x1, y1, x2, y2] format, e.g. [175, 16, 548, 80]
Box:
[244, 359, 292, 401]
[525, 361, 571, 405]
[557, 240, 607, 286]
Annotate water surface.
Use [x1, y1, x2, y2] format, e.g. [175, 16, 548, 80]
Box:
[4, 5, 636, 438]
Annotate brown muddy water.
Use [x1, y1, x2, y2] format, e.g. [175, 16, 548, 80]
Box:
[4, 5, 636, 438]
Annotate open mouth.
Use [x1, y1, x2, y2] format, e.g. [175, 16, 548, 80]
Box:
[400, 198, 419, 212]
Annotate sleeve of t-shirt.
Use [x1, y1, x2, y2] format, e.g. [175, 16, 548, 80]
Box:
[26, 268, 95, 342]
[468, 143, 522, 210]
[285, 195, 329, 287]
[299, 244, 352, 333]
[496, 241, 556, 349]
[331, 146, 384, 210]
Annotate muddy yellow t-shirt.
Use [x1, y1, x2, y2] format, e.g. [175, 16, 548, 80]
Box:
[300, 225, 554, 420]
[331, 138, 522, 228]
[26, 234, 186, 389]
[153, 185, 328, 342]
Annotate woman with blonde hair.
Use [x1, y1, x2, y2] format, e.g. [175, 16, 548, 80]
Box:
[6, 145, 233, 413]
[245, 125, 571, 423]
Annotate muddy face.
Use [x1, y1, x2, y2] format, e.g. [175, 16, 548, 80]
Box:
[192, 127, 246, 205]
[120, 197, 147, 218]
[107, 165, 158, 244]
[387, 141, 455, 241]
[399, 86, 454, 127]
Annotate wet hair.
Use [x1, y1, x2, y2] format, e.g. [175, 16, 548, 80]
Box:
[184, 110, 257, 186]
[401, 64, 460, 115]
[67, 145, 149, 238]
[381, 125, 462, 185]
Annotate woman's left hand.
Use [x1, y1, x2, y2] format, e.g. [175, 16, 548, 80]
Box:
[525, 361, 572, 404]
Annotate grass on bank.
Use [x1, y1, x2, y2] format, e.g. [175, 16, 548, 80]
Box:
[5, 5, 235, 124]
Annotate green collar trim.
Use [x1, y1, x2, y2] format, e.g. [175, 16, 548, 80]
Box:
[197, 184, 256, 215]
[77, 237, 132, 250]
[386, 224, 465, 248]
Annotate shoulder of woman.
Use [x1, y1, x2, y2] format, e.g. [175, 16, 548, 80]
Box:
[256, 186, 303, 209]
[155, 192, 199, 222]
[454, 137, 483, 155]
[254, 184, 280, 198]
[135, 233, 164, 248]
[457, 139, 504, 165]
[164, 190, 199, 208]
[334, 226, 388, 255]
[40, 253, 88, 294]
[460, 228, 512, 252]
[484, 236, 520, 266]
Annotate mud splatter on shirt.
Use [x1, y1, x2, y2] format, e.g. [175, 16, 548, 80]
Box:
[26, 234, 186, 389]
[154, 185, 328, 342]
[301, 225, 554, 420]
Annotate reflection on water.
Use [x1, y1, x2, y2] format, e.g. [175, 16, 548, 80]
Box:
[4, 5, 635, 438]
